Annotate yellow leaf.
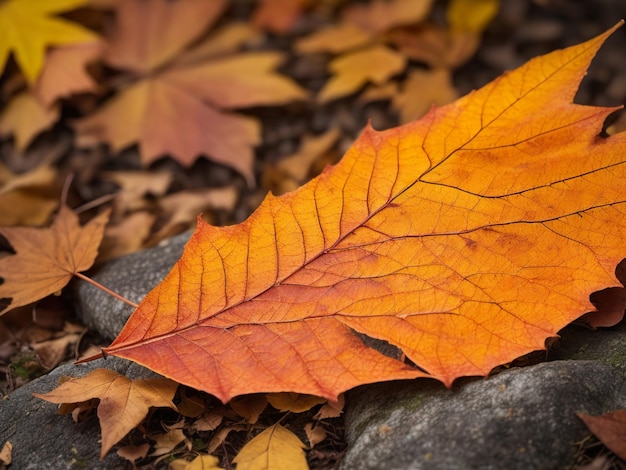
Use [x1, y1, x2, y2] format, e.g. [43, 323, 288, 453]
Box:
[184, 454, 224, 470]
[318, 45, 406, 103]
[233, 424, 308, 470]
[0, 0, 99, 82]
[0, 91, 59, 150]
[447, 0, 499, 34]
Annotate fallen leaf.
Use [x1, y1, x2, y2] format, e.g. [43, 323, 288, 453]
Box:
[34, 40, 104, 106]
[33, 368, 178, 459]
[149, 428, 187, 457]
[314, 395, 344, 420]
[0, 441, 11, 466]
[266, 393, 326, 413]
[191, 412, 223, 432]
[0, 205, 110, 315]
[263, 129, 340, 195]
[232, 424, 307, 470]
[0, 164, 60, 226]
[76, 0, 306, 184]
[183, 454, 223, 470]
[447, 0, 499, 34]
[318, 44, 406, 103]
[230, 394, 268, 424]
[342, 0, 434, 34]
[0, 91, 59, 151]
[98, 211, 156, 261]
[304, 422, 326, 448]
[116, 443, 150, 465]
[252, 0, 311, 34]
[208, 424, 246, 454]
[32, 332, 81, 369]
[577, 410, 626, 460]
[392, 68, 458, 123]
[295, 23, 373, 55]
[388, 24, 479, 69]
[104, 25, 626, 402]
[147, 187, 238, 244]
[0, 0, 99, 82]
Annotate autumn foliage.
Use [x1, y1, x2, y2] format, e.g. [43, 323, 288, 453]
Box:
[102, 25, 626, 403]
[2, 0, 626, 466]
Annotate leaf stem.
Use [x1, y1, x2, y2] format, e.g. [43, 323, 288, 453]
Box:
[74, 272, 139, 309]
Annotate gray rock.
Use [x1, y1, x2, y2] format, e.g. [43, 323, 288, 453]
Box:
[0, 357, 159, 470]
[342, 360, 626, 470]
[76, 231, 192, 340]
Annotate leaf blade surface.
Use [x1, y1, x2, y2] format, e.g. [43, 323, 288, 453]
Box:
[105, 25, 626, 402]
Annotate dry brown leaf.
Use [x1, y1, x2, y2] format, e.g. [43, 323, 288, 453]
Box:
[149, 428, 188, 457]
[230, 394, 268, 424]
[116, 443, 150, 465]
[32, 332, 82, 369]
[208, 424, 246, 454]
[76, 0, 306, 184]
[34, 369, 178, 459]
[388, 24, 479, 68]
[34, 41, 104, 106]
[295, 23, 373, 54]
[104, 170, 172, 216]
[0, 205, 110, 315]
[191, 412, 224, 432]
[263, 129, 340, 194]
[0, 441, 12, 466]
[0, 92, 59, 151]
[304, 422, 327, 448]
[314, 395, 345, 420]
[393, 68, 458, 123]
[148, 187, 238, 244]
[318, 44, 406, 103]
[342, 0, 434, 34]
[252, 0, 312, 34]
[358, 81, 399, 104]
[98, 211, 156, 261]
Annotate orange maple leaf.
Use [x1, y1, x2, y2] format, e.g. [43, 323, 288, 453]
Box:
[75, 0, 306, 185]
[33, 369, 178, 459]
[104, 25, 626, 403]
[0, 205, 110, 315]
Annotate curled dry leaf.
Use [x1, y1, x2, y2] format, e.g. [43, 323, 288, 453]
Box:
[103, 25, 626, 403]
[33, 368, 178, 459]
[0, 205, 110, 315]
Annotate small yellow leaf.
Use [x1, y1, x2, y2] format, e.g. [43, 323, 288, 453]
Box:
[0, 0, 99, 82]
[233, 424, 307, 470]
[318, 45, 405, 103]
[447, 0, 499, 34]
